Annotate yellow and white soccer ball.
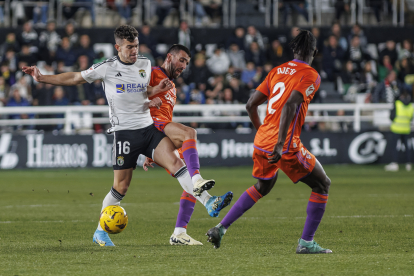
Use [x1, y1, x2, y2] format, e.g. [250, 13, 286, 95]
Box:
[99, 205, 128, 234]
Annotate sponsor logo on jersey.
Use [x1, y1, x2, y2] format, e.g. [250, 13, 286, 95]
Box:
[116, 84, 125, 93]
[139, 69, 146, 78]
[306, 84, 315, 96]
[117, 156, 124, 166]
[116, 83, 148, 93]
[288, 62, 298, 66]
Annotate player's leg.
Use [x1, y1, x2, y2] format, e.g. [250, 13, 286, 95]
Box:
[93, 130, 140, 247]
[163, 122, 214, 196]
[206, 148, 278, 248]
[297, 158, 332, 254]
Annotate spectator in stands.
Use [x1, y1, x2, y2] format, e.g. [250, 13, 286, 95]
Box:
[348, 24, 368, 49]
[200, 0, 222, 25]
[139, 24, 158, 58]
[280, 0, 309, 26]
[399, 39, 414, 60]
[241, 61, 256, 85]
[4, 48, 18, 72]
[32, 83, 54, 106]
[17, 21, 39, 53]
[226, 27, 245, 51]
[346, 35, 371, 72]
[396, 57, 414, 85]
[244, 26, 264, 50]
[334, 0, 350, 24]
[7, 87, 34, 130]
[0, 5, 4, 26]
[33, 1, 49, 26]
[245, 41, 265, 67]
[178, 20, 193, 51]
[331, 23, 347, 52]
[267, 39, 289, 67]
[0, 76, 8, 106]
[18, 45, 37, 66]
[139, 44, 155, 66]
[187, 86, 206, 104]
[206, 47, 230, 75]
[0, 33, 20, 57]
[38, 20, 61, 61]
[312, 27, 324, 56]
[1, 61, 16, 86]
[379, 40, 398, 67]
[53, 86, 69, 130]
[322, 35, 345, 82]
[372, 70, 404, 103]
[76, 34, 95, 62]
[368, 0, 383, 23]
[194, 0, 208, 26]
[63, 22, 79, 48]
[115, 0, 132, 23]
[229, 76, 250, 103]
[227, 43, 246, 72]
[56, 37, 78, 68]
[73, 54, 95, 105]
[11, 76, 32, 103]
[360, 62, 378, 93]
[340, 60, 360, 94]
[378, 55, 394, 82]
[155, 0, 173, 26]
[205, 76, 224, 100]
[186, 53, 212, 85]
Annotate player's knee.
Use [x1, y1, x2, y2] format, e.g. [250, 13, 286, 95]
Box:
[254, 181, 274, 197]
[183, 126, 197, 140]
[322, 176, 331, 194]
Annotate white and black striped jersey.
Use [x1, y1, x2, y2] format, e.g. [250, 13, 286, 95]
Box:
[81, 55, 152, 131]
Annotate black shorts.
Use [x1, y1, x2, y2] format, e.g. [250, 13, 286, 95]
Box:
[112, 124, 166, 170]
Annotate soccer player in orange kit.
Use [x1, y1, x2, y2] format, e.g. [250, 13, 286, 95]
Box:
[206, 30, 332, 254]
[144, 44, 233, 245]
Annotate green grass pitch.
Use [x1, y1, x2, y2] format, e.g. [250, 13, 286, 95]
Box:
[1, 165, 413, 275]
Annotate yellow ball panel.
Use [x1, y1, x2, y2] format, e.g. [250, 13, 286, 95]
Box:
[99, 205, 128, 234]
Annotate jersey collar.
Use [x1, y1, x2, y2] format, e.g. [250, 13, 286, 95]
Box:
[117, 55, 134, 66]
[293, 59, 309, 65]
[158, 66, 173, 81]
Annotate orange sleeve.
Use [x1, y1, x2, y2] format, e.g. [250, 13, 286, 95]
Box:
[293, 72, 321, 100]
[256, 73, 271, 97]
[149, 67, 160, 87]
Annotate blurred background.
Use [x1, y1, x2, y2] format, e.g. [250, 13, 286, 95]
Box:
[0, 0, 413, 170]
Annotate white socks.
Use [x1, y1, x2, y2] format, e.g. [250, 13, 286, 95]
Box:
[173, 227, 186, 235]
[191, 173, 202, 185]
[97, 187, 124, 231]
[174, 166, 212, 206]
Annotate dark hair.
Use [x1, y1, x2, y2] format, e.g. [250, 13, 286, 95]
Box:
[167, 44, 191, 58]
[289, 29, 316, 60]
[114, 25, 138, 43]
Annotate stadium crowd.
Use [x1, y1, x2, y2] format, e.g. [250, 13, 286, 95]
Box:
[0, 18, 413, 131]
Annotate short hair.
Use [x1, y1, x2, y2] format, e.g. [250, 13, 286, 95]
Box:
[167, 44, 191, 58]
[289, 29, 316, 60]
[114, 25, 138, 44]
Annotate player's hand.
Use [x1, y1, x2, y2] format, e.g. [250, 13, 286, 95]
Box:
[143, 157, 155, 171]
[158, 78, 173, 92]
[268, 143, 284, 164]
[149, 97, 162, 109]
[22, 66, 43, 82]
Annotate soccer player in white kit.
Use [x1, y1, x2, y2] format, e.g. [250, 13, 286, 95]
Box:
[22, 25, 216, 246]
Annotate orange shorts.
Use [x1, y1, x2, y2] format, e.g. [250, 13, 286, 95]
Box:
[252, 145, 316, 183]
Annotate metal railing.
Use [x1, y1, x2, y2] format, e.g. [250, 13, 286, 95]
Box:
[1, 103, 411, 135]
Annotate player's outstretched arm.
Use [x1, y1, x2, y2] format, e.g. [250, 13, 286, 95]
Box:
[147, 78, 173, 97]
[246, 90, 268, 130]
[268, 90, 303, 164]
[22, 66, 87, 86]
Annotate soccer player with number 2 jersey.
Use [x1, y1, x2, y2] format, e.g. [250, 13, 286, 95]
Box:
[206, 29, 333, 254]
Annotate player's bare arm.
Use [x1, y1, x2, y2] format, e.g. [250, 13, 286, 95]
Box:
[147, 78, 173, 97]
[149, 97, 162, 109]
[22, 66, 87, 86]
[246, 90, 268, 130]
[268, 90, 304, 164]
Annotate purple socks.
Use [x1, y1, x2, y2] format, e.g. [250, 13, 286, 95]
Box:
[182, 139, 200, 177]
[175, 191, 196, 228]
[301, 192, 328, 241]
[220, 186, 263, 229]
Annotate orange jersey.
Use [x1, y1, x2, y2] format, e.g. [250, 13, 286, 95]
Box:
[149, 66, 176, 121]
[254, 59, 321, 153]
